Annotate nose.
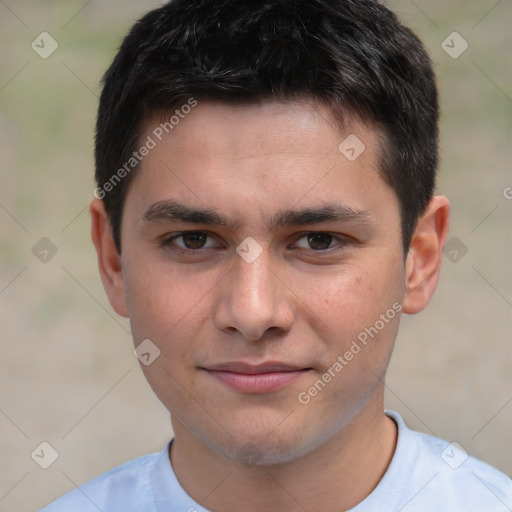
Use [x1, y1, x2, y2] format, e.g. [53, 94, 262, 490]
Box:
[213, 247, 295, 342]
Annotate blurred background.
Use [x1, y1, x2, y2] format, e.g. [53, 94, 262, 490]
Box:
[1, 1, 511, 510]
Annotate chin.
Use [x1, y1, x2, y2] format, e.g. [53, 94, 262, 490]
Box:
[221, 437, 307, 467]
[200, 413, 324, 467]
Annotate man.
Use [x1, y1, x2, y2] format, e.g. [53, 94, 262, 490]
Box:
[41, 0, 512, 510]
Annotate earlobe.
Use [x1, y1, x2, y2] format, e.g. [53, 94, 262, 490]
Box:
[402, 196, 450, 315]
[90, 199, 129, 318]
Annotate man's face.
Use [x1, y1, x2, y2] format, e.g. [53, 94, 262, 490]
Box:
[119, 100, 406, 464]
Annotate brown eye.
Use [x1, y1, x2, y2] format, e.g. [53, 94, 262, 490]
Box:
[182, 232, 208, 249]
[306, 233, 333, 250]
[162, 231, 221, 253]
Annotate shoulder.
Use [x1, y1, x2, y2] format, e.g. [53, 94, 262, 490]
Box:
[388, 411, 512, 511]
[417, 431, 511, 509]
[39, 449, 163, 512]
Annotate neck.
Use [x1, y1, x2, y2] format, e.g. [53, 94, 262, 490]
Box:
[169, 399, 397, 512]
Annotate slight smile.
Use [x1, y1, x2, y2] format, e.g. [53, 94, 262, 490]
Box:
[201, 362, 312, 393]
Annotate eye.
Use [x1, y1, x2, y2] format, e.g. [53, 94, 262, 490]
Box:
[163, 231, 218, 250]
[293, 232, 344, 251]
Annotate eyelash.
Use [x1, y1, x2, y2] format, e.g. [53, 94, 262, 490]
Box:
[160, 231, 349, 255]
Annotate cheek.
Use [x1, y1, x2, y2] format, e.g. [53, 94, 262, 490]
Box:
[124, 261, 220, 384]
[305, 258, 397, 332]
[124, 258, 215, 339]
[124, 264, 211, 408]
[302, 253, 403, 381]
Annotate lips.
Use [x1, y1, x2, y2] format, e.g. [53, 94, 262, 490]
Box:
[202, 361, 311, 393]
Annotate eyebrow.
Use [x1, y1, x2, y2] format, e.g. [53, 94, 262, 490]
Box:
[140, 199, 373, 230]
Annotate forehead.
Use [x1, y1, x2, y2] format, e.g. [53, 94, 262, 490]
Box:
[149, 99, 371, 161]
[125, 99, 396, 228]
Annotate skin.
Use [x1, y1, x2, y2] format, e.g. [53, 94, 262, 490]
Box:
[91, 99, 450, 511]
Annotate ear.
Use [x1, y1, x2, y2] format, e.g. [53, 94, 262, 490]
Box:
[90, 199, 129, 318]
[402, 195, 450, 314]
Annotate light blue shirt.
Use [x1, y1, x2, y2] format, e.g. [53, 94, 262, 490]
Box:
[40, 411, 512, 511]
